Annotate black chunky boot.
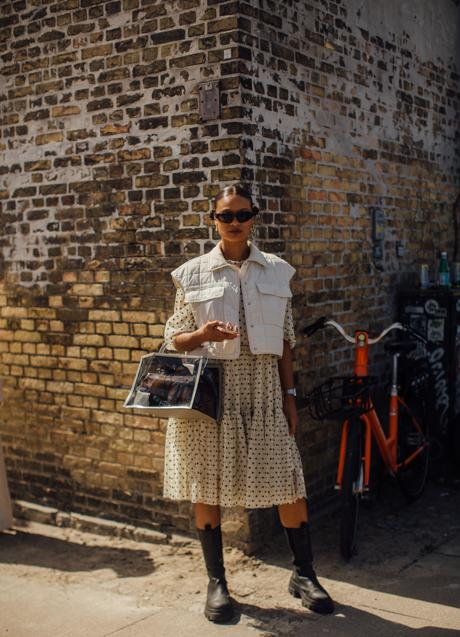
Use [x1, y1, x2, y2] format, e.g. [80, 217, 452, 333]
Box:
[196, 523, 234, 623]
[284, 521, 334, 614]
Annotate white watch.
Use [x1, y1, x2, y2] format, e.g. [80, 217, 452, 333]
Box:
[284, 388, 297, 397]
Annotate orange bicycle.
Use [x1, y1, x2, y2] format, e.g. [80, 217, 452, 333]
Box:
[303, 317, 431, 559]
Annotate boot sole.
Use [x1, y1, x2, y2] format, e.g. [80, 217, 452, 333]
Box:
[204, 605, 234, 623]
[288, 582, 334, 615]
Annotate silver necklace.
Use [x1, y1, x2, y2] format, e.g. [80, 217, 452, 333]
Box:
[227, 258, 246, 265]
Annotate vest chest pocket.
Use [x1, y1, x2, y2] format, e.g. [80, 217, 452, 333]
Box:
[184, 285, 225, 326]
[256, 282, 292, 327]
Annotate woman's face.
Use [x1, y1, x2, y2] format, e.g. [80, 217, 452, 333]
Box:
[214, 194, 255, 244]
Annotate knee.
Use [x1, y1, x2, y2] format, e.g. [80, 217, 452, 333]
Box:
[195, 502, 221, 529]
[277, 498, 308, 527]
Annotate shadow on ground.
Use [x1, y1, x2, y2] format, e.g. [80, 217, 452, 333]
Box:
[231, 599, 460, 637]
[0, 529, 155, 578]
[258, 479, 460, 610]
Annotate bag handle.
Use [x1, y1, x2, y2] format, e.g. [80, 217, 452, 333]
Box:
[158, 341, 209, 370]
[160, 338, 210, 358]
[159, 341, 190, 355]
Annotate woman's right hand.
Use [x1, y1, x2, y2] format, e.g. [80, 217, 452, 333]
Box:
[198, 320, 240, 343]
[172, 321, 240, 351]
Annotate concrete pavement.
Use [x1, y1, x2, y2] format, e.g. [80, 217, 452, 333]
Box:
[1, 483, 459, 637]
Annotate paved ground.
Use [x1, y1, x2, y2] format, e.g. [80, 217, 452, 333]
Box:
[1, 481, 460, 637]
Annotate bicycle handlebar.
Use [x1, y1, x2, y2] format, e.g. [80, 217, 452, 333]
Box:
[303, 316, 429, 346]
[303, 316, 328, 337]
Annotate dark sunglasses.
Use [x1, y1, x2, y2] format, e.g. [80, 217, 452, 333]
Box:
[210, 208, 258, 224]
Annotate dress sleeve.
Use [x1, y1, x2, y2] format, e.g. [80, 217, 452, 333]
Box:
[163, 286, 197, 351]
[283, 298, 296, 350]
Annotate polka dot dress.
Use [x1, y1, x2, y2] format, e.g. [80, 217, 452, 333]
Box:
[162, 269, 307, 508]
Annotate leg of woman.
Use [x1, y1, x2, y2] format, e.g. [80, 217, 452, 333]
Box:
[278, 497, 308, 527]
[195, 502, 221, 529]
[277, 497, 334, 615]
[195, 502, 233, 623]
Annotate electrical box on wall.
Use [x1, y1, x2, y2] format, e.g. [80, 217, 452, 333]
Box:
[198, 80, 220, 122]
[371, 207, 385, 241]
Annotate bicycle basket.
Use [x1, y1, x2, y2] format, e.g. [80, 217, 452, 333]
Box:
[305, 375, 378, 421]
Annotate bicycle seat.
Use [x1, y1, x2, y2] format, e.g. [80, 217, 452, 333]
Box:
[384, 340, 417, 355]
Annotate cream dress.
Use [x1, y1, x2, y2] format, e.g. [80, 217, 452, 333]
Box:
[162, 266, 307, 509]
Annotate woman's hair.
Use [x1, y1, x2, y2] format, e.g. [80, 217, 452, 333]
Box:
[211, 183, 259, 215]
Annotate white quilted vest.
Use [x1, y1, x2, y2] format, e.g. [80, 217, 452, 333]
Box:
[170, 241, 295, 359]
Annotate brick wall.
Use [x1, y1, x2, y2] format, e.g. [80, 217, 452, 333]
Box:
[238, 0, 460, 503]
[0, 0, 252, 545]
[1, 0, 459, 551]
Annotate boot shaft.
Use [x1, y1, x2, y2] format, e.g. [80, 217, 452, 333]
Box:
[197, 523, 226, 580]
[283, 520, 314, 573]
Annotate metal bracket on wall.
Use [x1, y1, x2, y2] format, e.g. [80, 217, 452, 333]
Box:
[370, 207, 385, 270]
[396, 241, 405, 257]
[373, 243, 383, 260]
[198, 80, 220, 122]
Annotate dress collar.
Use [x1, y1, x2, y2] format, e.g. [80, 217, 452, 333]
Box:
[208, 241, 268, 270]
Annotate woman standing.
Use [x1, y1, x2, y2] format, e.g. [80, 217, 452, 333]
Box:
[163, 184, 333, 622]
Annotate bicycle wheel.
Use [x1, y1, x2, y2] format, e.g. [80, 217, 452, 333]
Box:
[340, 417, 363, 559]
[397, 392, 430, 500]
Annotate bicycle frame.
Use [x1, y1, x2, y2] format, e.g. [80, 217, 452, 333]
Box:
[335, 330, 427, 493]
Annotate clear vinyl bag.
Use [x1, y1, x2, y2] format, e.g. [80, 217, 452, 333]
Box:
[123, 346, 223, 423]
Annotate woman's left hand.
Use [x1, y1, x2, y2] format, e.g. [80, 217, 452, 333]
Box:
[283, 394, 298, 436]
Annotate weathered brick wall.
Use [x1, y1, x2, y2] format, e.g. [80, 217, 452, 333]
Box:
[1, 0, 459, 551]
[238, 0, 460, 507]
[0, 0, 252, 545]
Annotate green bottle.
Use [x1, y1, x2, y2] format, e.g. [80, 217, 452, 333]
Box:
[438, 251, 450, 287]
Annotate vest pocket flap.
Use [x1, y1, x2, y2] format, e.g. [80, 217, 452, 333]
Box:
[256, 282, 292, 298]
[184, 286, 225, 303]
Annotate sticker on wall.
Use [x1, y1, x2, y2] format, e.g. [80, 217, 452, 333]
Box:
[404, 305, 424, 315]
[409, 315, 427, 337]
[427, 318, 445, 342]
[424, 299, 447, 317]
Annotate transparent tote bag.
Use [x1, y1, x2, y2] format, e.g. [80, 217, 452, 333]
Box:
[123, 345, 223, 423]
